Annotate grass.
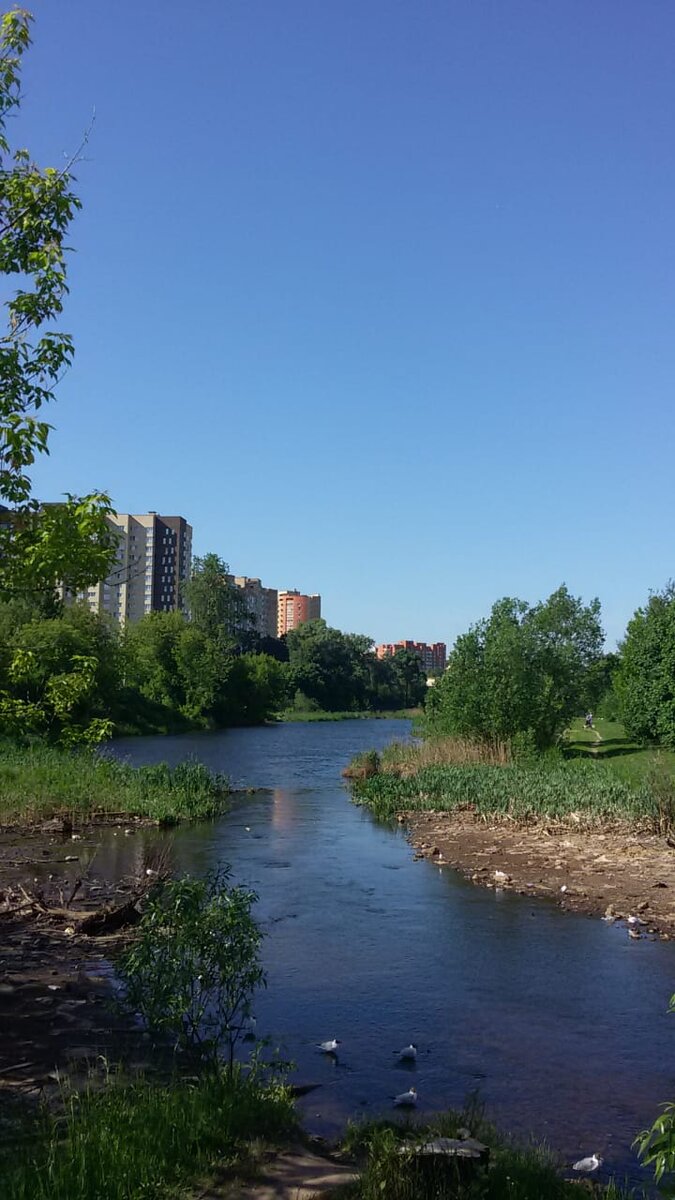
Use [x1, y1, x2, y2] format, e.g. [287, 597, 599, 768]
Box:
[0, 739, 231, 826]
[279, 708, 422, 722]
[341, 1107, 638, 1200]
[1, 1068, 296, 1200]
[565, 717, 675, 787]
[347, 719, 675, 832]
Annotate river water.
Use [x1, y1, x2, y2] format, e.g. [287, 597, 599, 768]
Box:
[104, 719, 675, 1183]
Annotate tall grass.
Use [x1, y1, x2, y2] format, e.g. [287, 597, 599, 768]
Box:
[352, 759, 667, 830]
[1, 1069, 296, 1200]
[380, 736, 512, 775]
[0, 740, 230, 825]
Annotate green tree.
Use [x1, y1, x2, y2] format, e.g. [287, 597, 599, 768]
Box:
[182, 554, 252, 647]
[390, 648, 427, 708]
[0, 8, 116, 600]
[0, 604, 120, 743]
[119, 871, 265, 1073]
[285, 619, 373, 711]
[616, 583, 675, 747]
[425, 585, 604, 749]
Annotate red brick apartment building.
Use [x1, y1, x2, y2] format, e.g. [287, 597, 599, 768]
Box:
[375, 640, 447, 675]
[277, 590, 321, 637]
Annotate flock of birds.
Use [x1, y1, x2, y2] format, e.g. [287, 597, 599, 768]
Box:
[314, 1038, 603, 1174]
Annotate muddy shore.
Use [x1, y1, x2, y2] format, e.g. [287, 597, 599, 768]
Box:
[405, 811, 675, 939]
[0, 819, 155, 1108]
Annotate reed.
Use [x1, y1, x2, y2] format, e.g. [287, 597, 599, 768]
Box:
[352, 759, 664, 831]
[380, 736, 512, 775]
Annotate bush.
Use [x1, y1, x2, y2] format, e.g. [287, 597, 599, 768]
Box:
[118, 871, 265, 1071]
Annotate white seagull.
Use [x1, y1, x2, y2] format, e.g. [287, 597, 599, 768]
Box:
[317, 1038, 341, 1053]
[572, 1153, 603, 1173]
[393, 1087, 418, 1107]
[397, 1043, 418, 1062]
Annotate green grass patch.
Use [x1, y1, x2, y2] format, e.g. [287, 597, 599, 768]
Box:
[0, 740, 230, 826]
[565, 718, 675, 788]
[1, 1069, 296, 1200]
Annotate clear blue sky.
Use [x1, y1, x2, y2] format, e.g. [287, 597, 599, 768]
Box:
[17, 1, 675, 649]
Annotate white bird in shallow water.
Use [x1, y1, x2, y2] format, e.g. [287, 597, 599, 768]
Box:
[572, 1153, 603, 1173]
[393, 1087, 417, 1107]
[397, 1043, 418, 1061]
[317, 1038, 341, 1053]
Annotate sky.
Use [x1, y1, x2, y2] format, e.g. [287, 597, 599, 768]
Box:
[12, 0, 675, 648]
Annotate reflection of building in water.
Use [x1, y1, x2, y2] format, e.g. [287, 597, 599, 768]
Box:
[271, 788, 298, 830]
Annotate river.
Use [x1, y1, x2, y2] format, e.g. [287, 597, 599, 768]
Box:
[103, 718, 675, 1184]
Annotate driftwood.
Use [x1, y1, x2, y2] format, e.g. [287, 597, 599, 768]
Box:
[14, 883, 146, 937]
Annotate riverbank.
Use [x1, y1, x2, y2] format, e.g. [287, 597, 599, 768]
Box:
[0, 740, 230, 826]
[405, 809, 675, 937]
[279, 708, 421, 723]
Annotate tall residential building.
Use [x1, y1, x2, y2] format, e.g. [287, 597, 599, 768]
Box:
[81, 512, 192, 624]
[375, 640, 447, 675]
[277, 590, 321, 637]
[232, 577, 278, 639]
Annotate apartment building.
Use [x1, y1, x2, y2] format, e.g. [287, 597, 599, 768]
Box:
[82, 512, 192, 624]
[375, 640, 447, 675]
[277, 590, 321, 637]
[232, 577, 278, 639]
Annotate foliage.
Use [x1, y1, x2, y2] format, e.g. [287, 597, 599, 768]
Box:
[0, 603, 121, 743]
[0, 740, 230, 824]
[616, 583, 675, 749]
[0, 9, 117, 600]
[119, 871, 265, 1070]
[425, 586, 604, 749]
[635, 990, 675, 1195]
[1, 1067, 295, 1200]
[182, 553, 252, 647]
[284, 619, 424, 713]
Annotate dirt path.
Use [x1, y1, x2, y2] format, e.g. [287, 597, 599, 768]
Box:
[406, 811, 675, 938]
[197, 1144, 358, 1198]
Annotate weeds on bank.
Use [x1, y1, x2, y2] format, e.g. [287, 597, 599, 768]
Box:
[350, 758, 671, 831]
[341, 1107, 639, 1199]
[1, 1068, 296, 1200]
[0, 740, 230, 825]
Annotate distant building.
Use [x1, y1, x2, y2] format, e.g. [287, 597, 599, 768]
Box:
[231, 577, 278, 639]
[277, 590, 321, 637]
[79, 512, 192, 625]
[375, 640, 447, 675]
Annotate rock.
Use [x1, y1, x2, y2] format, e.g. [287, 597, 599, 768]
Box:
[637, 900, 650, 912]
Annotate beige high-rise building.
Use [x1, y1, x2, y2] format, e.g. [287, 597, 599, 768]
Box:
[277, 590, 321, 637]
[233, 577, 278, 639]
[81, 512, 192, 624]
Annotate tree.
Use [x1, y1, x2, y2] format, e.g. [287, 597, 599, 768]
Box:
[616, 583, 675, 747]
[285, 619, 373, 711]
[390, 648, 427, 708]
[119, 871, 265, 1073]
[0, 8, 116, 599]
[182, 554, 252, 647]
[425, 585, 604, 749]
